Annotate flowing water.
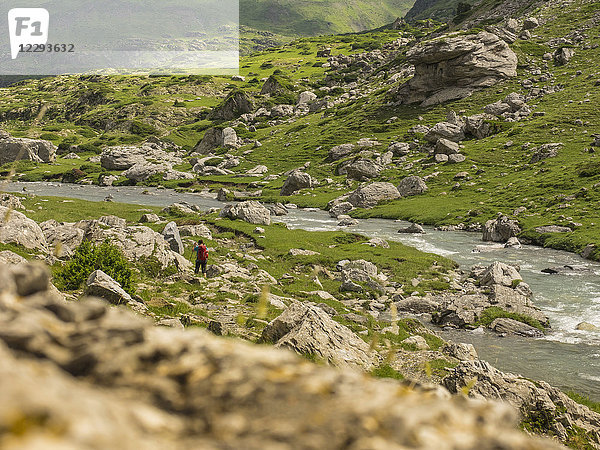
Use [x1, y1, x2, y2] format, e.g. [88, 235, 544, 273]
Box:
[4, 182, 600, 400]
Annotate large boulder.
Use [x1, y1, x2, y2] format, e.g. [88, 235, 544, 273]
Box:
[443, 360, 600, 446]
[162, 222, 184, 254]
[347, 182, 401, 208]
[425, 122, 465, 143]
[0, 136, 56, 165]
[491, 317, 544, 337]
[85, 269, 132, 305]
[345, 159, 382, 181]
[260, 302, 377, 370]
[0, 269, 562, 449]
[396, 31, 518, 106]
[483, 214, 521, 242]
[280, 170, 313, 196]
[0, 206, 47, 251]
[327, 143, 355, 161]
[194, 127, 239, 154]
[397, 176, 428, 197]
[219, 201, 271, 225]
[40, 220, 85, 256]
[123, 162, 169, 181]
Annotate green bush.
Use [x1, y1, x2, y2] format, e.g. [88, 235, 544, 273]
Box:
[56, 240, 133, 294]
[477, 306, 544, 330]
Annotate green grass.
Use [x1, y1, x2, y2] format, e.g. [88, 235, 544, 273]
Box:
[372, 364, 405, 380]
[566, 391, 600, 414]
[477, 306, 545, 331]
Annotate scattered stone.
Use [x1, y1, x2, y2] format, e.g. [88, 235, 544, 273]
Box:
[398, 223, 425, 234]
[397, 176, 428, 197]
[441, 342, 478, 361]
[162, 221, 184, 254]
[289, 248, 320, 256]
[504, 237, 522, 248]
[140, 213, 160, 223]
[194, 127, 239, 154]
[219, 201, 271, 225]
[482, 214, 521, 243]
[554, 47, 575, 66]
[85, 269, 132, 305]
[347, 182, 401, 208]
[403, 335, 429, 350]
[576, 322, 599, 332]
[535, 225, 572, 233]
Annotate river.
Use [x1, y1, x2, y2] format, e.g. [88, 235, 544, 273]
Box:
[4, 181, 600, 400]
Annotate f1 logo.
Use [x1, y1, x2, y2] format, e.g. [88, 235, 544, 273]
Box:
[8, 8, 49, 59]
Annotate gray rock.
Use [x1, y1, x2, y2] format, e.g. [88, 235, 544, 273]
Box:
[0, 282, 561, 450]
[0, 206, 48, 251]
[179, 224, 212, 240]
[280, 170, 313, 196]
[365, 237, 389, 248]
[443, 359, 600, 445]
[555, 47, 575, 65]
[435, 138, 460, 155]
[85, 269, 132, 305]
[504, 237, 522, 248]
[345, 159, 382, 180]
[482, 214, 521, 242]
[397, 32, 517, 106]
[425, 122, 465, 143]
[523, 17, 539, 30]
[337, 216, 359, 227]
[576, 322, 599, 332]
[99, 215, 127, 228]
[448, 154, 466, 163]
[139, 213, 160, 223]
[347, 182, 401, 208]
[0, 136, 56, 165]
[260, 302, 378, 369]
[398, 223, 425, 234]
[329, 201, 354, 217]
[100, 144, 182, 171]
[479, 261, 521, 287]
[530, 143, 561, 163]
[464, 114, 496, 139]
[162, 222, 184, 254]
[397, 176, 428, 197]
[208, 91, 254, 120]
[388, 142, 411, 156]
[266, 203, 288, 216]
[0, 194, 24, 210]
[194, 127, 239, 154]
[219, 201, 271, 225]
[535, 225, 572, 233]
[491, 318, 544, 337]
[298, 91, 317, 104]
[441, 342, 478, 361]
[10, 262, 50, 296]
[123, 162, 170, 182]
[328, 143, 355, 161]
[396, 297, 440, 314]
[435, 154, 449, 163]
[403, 335, 429, 350]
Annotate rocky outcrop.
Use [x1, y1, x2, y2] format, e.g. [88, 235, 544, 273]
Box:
[328, 143, 355, 161]
[433, 262, 549, 329]
[491, 317, 544, 337]
[347, 182, 401, 208]
[193, 127, 239, 154]
[77, 219, 188, 270]
[0, 134, 56, 165]
[260, 302, 377, 369]
[396, 31, 518, 107]
[0, 206, 48, 251]
[219, 201, 271, 225]
[85, 269, 132, 305]
[100, 142, 183, 171]
[444, 360, 600, 447]
[483, 214, 521, 243]
[40, 220, 85, 257]
[208, 90, 254, 120]
[0, 263, 560, 449]
[280, 170, 313, 196]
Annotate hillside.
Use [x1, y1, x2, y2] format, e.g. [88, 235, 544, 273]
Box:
[240, 0, 415, 36]
[2, 0, 600, 446]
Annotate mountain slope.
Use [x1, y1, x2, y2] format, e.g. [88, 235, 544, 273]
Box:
[240, 0, 415, 36]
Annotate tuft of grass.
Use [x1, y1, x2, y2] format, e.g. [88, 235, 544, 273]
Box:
[372, 364, 405, 380]
[477, 306, 545, 331]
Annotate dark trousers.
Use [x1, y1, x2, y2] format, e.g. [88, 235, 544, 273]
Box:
[195, 259, 207, 274]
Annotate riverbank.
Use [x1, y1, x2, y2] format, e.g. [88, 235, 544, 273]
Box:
[2, 181, 600, 403]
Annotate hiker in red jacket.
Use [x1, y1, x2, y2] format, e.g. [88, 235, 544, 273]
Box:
[193, 239, 209, 277]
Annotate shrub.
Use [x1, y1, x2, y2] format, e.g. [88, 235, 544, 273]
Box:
[56, 240, 133, 294]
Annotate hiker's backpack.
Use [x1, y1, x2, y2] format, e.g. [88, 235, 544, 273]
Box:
[199, 245, 209, 261]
